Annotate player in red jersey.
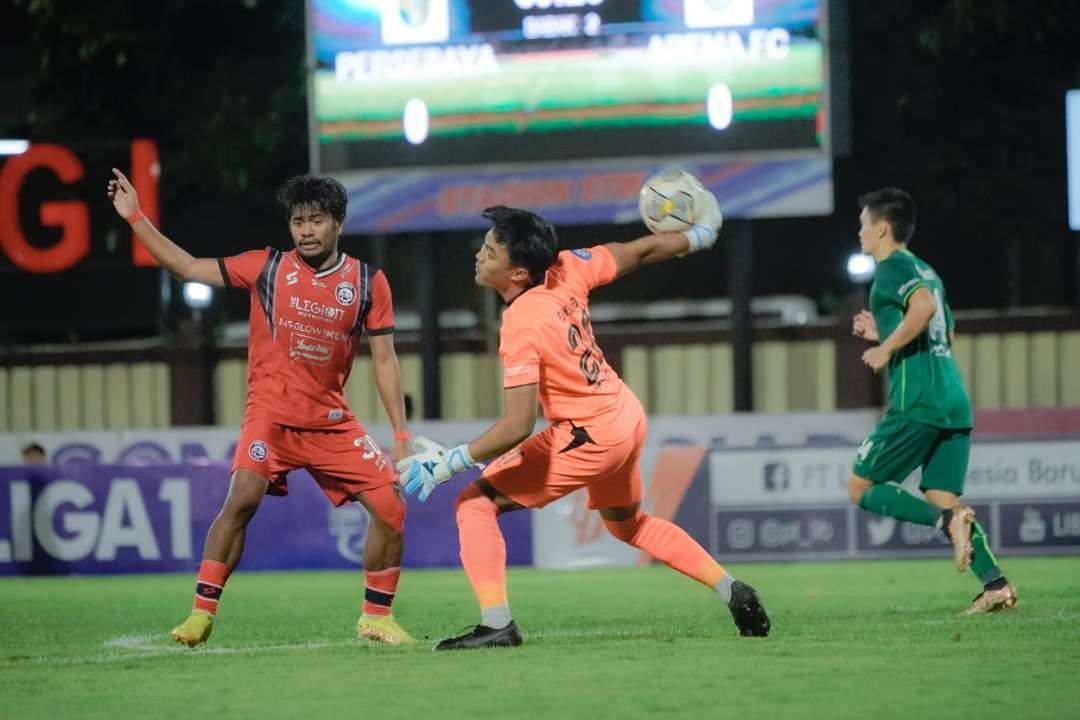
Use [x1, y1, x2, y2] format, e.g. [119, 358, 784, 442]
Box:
[398, 201, 770, 650]
[107, 170, 414, 647]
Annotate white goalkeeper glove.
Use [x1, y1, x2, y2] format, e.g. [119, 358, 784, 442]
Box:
[682, 189, 723, 255]
[396, 436, 475, 502]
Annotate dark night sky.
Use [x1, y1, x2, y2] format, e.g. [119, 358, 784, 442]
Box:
[2, 1, 1079, 342]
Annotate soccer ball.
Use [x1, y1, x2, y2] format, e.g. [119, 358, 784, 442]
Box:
[638, 170, 706, 234]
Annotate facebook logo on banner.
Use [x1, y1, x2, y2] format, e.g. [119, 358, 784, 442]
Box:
[1068, 90, 1080, 231]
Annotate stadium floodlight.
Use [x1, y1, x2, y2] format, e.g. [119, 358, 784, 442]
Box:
[0, 139, 30, 155]
[182, 281, 214, 309]
[846, 253, 876, 283]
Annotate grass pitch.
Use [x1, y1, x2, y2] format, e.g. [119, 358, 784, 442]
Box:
[4, 557, 1079, 719]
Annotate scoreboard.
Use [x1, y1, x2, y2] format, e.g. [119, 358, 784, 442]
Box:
[307, 0, 835, 232]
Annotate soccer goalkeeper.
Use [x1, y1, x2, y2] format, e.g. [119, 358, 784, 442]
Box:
[397, 194, 770, 650]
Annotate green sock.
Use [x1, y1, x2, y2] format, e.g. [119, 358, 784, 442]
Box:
[858, 484, 942, 526]
[969, 521, 1004, 586]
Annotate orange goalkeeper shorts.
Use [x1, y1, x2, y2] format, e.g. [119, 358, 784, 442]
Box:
[481, 398, 648, 510]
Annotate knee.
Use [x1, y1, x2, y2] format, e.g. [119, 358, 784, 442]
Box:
[222, 476, 265, 520]
[603, 510, 646, 544]
[848, 475, 871, 505]
[455, 484, 496, 523]
[371, 487, 406, 535]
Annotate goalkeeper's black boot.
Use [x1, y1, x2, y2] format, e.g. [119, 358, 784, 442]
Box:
[434, 621, 523, 651]
[728, 581, 771, 637]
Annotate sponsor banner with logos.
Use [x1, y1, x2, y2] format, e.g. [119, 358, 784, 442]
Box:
[713, 507, 850, 559]
[3, 409, 1078, 571]
[710, 439, 1080, 506]
[997, 500, 1080, 551]
[0, 463, 530, 575]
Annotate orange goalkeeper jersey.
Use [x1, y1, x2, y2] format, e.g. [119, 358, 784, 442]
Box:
[498, 245, 636, 443]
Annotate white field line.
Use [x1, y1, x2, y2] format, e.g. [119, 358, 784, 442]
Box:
[13, 636, 358, 668]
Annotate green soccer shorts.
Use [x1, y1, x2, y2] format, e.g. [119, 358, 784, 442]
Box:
[851, 414, 971, 495]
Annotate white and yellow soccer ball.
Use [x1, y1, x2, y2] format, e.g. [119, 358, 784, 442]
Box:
[638, 169, 707, 234]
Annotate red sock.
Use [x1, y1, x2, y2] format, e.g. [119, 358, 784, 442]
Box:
[362, 567, 401, 616]
[456, 485, 508, 612]
[604, 512, 727, 589]
[193, 560, 230, 615]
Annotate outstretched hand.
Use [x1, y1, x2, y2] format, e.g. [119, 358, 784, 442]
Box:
[683, 189, 723, 254]
[396, 436, 475, 502]
[107, 168, 139, 218]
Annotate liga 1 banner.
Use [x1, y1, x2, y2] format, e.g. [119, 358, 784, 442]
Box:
[0, 463, 530, 576]
[2, 410, 1079, 574]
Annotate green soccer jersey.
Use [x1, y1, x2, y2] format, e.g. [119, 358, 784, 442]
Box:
[869, 249, 973, 429]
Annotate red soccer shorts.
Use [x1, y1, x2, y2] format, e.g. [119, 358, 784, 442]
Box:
[232, 412, 396, 506]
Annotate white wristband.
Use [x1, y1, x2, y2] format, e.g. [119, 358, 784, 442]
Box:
[684, 224, 718, 254]
[446, 443, 475, 473]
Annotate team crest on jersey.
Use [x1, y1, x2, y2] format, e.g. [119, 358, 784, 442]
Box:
[335, 282, 357, 306]
[571, 249, 593, 260]
[248, 440, 269, 462]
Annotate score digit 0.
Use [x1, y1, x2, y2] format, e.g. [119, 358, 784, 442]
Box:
[707, 83, 733, 131]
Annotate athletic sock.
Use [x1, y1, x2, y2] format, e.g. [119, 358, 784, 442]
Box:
[362, 566, 401, 617]
[604, 511, 732, 597]
[968, 521, 1005, 586]
[192, 559, 229, 615]
[858, 484, 942, 526]
[457, 485, 511, 630]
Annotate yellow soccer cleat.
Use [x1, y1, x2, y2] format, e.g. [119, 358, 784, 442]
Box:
[357, 614, 415, 646]
[171, 610, 213, 648]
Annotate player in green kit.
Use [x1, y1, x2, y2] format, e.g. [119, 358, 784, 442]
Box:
[848, 188, 1017, 615]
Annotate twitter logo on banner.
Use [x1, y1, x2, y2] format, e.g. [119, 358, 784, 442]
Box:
[866, 517, 897, 547]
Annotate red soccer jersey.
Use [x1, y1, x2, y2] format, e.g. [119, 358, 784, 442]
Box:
[219, 248, 394, 429]
[498, 245, 634, 443]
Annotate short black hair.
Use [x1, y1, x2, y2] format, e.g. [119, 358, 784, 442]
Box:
[276, 175, 348, 224]
[482, 205, 558, 285]
[21, 442, 45, 456]
[858, 187, 916, 244]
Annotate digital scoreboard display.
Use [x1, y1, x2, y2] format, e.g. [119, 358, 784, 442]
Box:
[307, 0, 834, 231]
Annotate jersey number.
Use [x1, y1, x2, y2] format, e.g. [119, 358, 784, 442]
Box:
[928, 288, 951, 357]
[566, 308, 602, 386]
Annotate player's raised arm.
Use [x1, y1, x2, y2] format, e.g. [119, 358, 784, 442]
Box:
[106, 168, 226, 287]
[604, 189, 723, 278]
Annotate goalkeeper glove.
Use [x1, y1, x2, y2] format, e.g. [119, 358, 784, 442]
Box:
[396, 436, 475, 502]
[683, 190, 723, 254]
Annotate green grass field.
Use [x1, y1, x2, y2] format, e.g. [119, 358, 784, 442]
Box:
[5, 557, 1079, 719]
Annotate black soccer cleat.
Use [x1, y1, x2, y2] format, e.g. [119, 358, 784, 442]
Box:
[434, 621, 524, 651]
[728, 581, 771, 637]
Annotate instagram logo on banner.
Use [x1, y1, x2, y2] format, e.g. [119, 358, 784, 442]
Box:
[381, 0, 450, 45]
[684, 0, 755, 29]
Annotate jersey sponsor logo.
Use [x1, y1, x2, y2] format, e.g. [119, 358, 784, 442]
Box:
[897, 277, 922, 297]
[289, 332, 334, 365]
[328, 408, 344, 421]
[248, 440, 269, 462]
[289, 296, 346, 322]
[571, 249, 592, 260]
[278, 317, 348, 341]
[856, 438, 874, 462]
[335, 282, 357, 306]
[286, 270, 299, 286]
[504, 363, 536, 377]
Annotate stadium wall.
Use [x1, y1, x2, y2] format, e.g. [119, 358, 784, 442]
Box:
[2, 409, 1078, 575]
[3, 322, 1080, 431]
